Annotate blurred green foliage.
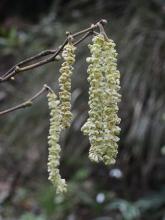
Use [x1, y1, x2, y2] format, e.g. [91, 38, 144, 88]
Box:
[19, 213, 46, 220]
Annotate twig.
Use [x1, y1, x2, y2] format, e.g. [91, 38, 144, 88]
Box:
[0, 84, 52, 116]
[2, 49, 57, 78]
[0, 19, 107, 83]
[97, 22, 109, 41]
[72, 19, 107, 38]
[74, 31, 92, 46]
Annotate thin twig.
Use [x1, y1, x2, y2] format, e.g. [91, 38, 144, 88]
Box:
[74, 31, 92, 46]
[0, 55, 61, 82]
[0, 84, 52, 116]
[97, 22, 109, 41]
[2, 49, 57, 78]
[0, 19, 107, 83]
[72, 19, 107, 38]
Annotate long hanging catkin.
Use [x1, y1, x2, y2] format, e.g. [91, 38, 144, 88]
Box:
[82, 34, 121, 165]
[47, 91, 67, 194]
[59, 42, 76, 128]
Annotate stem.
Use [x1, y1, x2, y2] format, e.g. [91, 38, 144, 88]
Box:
[97, 22, 109, 41]
[2, 50, 57, 78]
[74, 31, 92, 46]
[0, 84, 52, 116]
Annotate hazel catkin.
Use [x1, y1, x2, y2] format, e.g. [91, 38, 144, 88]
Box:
[59, 42, 76, 128]
[81, 34, 121, 165]
[47, 91, 67, 194]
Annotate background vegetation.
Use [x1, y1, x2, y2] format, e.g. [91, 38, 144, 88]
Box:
[0, 0, 165, 219]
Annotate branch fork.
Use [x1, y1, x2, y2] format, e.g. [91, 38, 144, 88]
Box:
[0, 19, 108, 116]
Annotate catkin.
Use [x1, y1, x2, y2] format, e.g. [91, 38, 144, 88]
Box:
[47, 91, 67, 194]
[81, 34, 121, 165]
[59, 42, 76, 128]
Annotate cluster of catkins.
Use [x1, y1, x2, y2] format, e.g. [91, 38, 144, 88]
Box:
[47, 42, 75, 194]
[81, 34, 121, 165]
[47, 33, 121, 194]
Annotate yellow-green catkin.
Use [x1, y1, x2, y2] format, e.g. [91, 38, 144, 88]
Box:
[47, 91, 67, 194]
[59, 42, 76, 128]
[81, 34, 121, 165]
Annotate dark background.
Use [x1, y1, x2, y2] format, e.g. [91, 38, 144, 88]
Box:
[0, 0, 165, 219]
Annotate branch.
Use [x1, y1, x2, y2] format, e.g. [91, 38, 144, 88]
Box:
[0, 19, 107, 83]
[2, 49, 57, 78]
[0, 84, 52, 116]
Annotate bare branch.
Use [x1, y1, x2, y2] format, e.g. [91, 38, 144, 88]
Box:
[2, 49, 57, 78]
[0, 84, 52, 116]
[0, 19, 107, 83]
